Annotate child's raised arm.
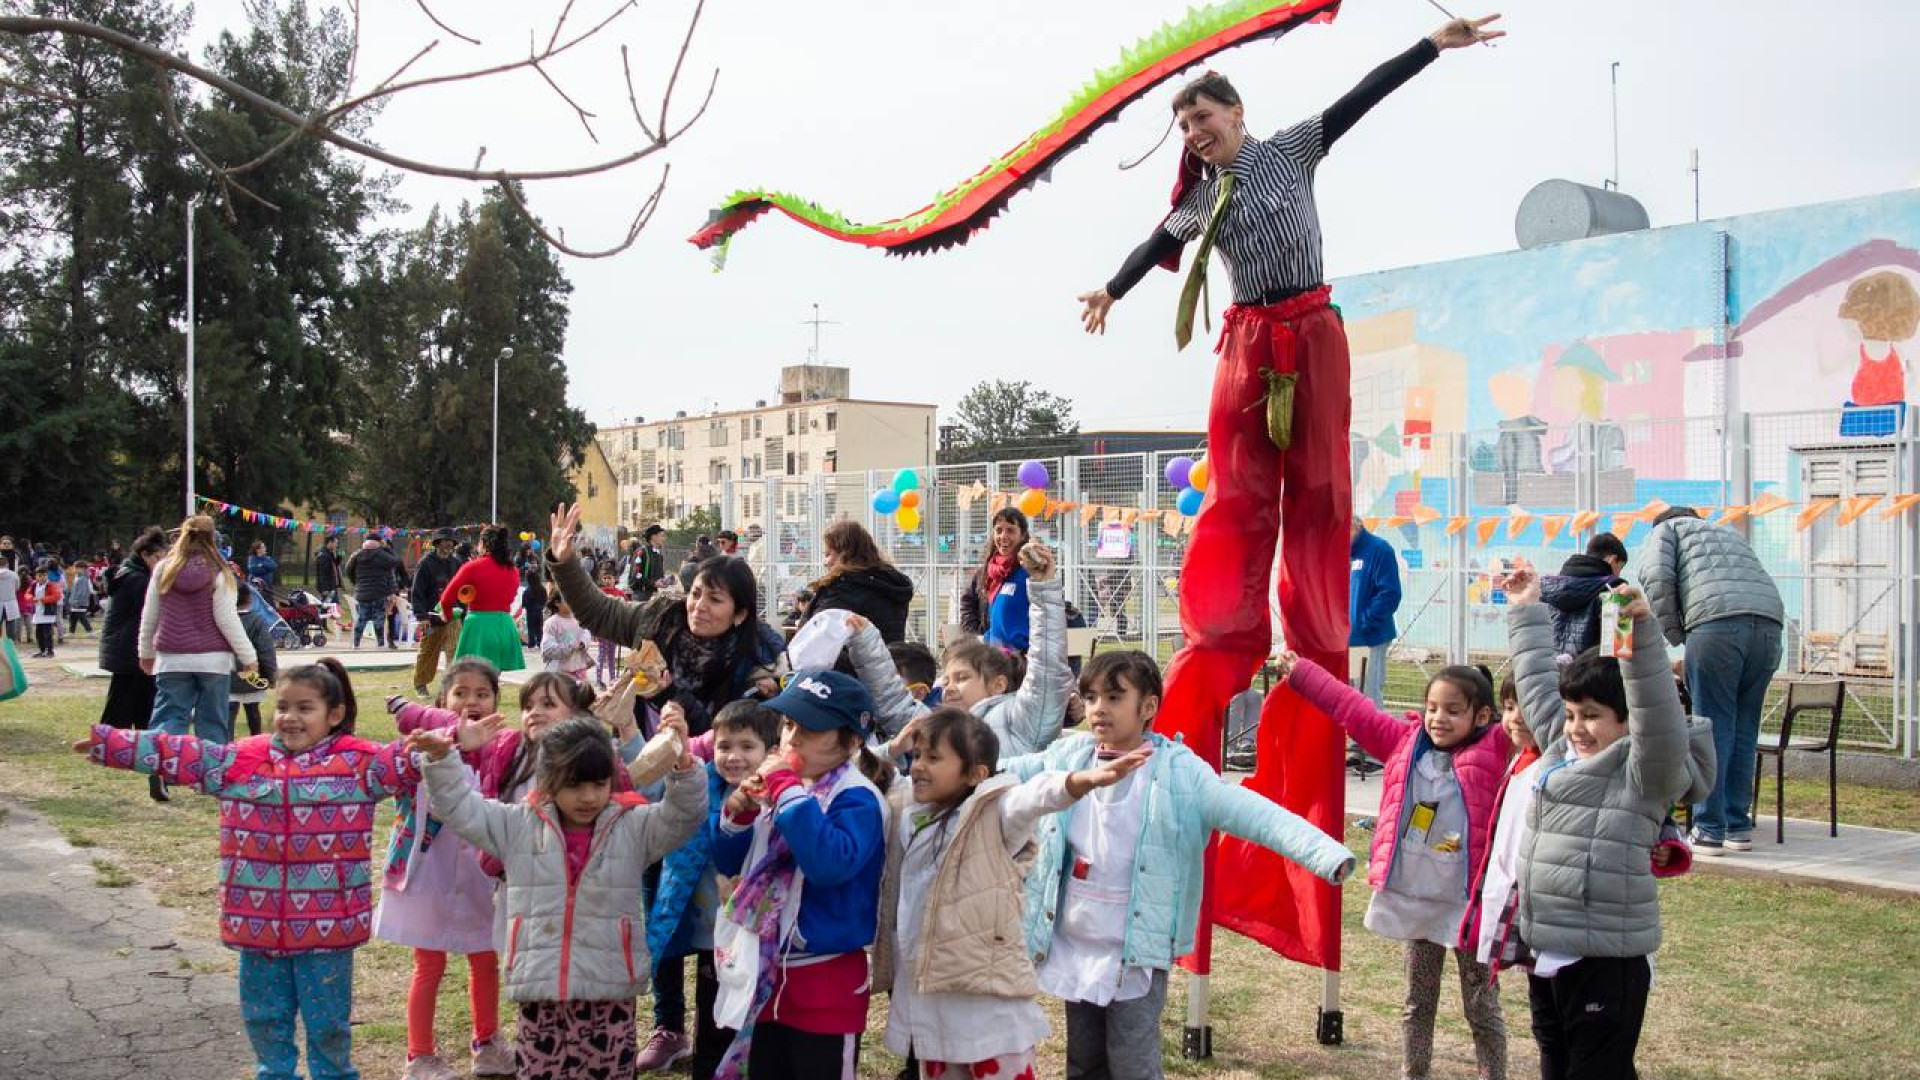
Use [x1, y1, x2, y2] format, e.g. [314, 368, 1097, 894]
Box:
[1503, 562, 1568, 749]
[1001, 552, 1071, 754]
[1184, 753, 1355, 885]
[1278, 650, 1411, 763]
[844, 615, 927, 737]
[412, 731, 524, 859]
[74, 726, 228, 793]
[1615, 588, 1691, 805]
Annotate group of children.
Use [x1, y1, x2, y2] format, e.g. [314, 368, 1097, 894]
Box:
[70, 531, 1701, 1080]
[6, 557, 101, 656]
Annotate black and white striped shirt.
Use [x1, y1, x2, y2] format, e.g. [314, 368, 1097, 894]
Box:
[1161, 115, 1328, 303]
[1105, 38, 1439, 306]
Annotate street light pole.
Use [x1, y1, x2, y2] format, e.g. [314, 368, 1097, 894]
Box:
[185, 195, 198, 519]
[493, 347, 512, 522]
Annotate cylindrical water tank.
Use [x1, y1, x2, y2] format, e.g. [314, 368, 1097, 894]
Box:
[1514, 180, 1650, 249]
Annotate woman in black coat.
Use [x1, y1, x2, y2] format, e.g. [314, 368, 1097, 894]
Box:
[98, 527, 170, 798]
[805, 520, 916, 643]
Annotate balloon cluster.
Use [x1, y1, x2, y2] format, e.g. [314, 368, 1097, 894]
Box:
[873, 469, 923, 531]
[1166, 456, 1210, 516]
[1015, 460, 1050, 517]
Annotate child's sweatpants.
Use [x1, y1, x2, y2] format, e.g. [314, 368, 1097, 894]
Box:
[1061, 969, 1168, 1080]
[516, 998, 637, 1080]
[238, 949, 358, 1080]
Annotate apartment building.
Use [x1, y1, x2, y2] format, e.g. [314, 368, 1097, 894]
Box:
[597, 365, 938, 531]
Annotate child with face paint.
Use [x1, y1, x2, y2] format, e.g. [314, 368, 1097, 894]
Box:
[74, 658, 419, 1080]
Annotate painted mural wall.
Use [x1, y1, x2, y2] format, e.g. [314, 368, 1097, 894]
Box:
[1329, 188, 1920, 673]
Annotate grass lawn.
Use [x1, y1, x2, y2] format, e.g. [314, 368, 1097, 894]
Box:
[2, 661, 1916, 1079]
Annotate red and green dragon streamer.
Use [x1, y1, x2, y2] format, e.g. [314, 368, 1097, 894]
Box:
[688, 0, 1342, 264]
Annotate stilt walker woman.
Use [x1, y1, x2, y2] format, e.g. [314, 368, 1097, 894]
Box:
[1078, 13, 1503, 758]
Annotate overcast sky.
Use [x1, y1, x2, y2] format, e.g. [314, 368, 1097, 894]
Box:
[185, 0, 1920, 433]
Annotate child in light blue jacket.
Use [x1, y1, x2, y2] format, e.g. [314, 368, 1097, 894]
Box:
[1001, 650, 1355, 1080]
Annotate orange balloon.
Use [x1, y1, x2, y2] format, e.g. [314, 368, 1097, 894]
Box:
[1017, 488, 1047, 517]
[900, 489, 921, 509]
[1189, 458, 1211, 492]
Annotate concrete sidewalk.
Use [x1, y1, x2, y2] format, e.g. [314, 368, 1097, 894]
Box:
[0, 801, 250, 1080]
[1341, 770, 1920, 898]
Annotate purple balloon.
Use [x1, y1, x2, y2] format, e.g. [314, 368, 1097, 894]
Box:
[1018, 460, 1050, 490]
[1165, 456, 1195, 490]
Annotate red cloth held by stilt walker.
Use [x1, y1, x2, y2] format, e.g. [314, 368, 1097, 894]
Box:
[1157, 285, 1351, 973]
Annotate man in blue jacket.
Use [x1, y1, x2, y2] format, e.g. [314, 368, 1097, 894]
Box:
[1349, 518, 1402, 707]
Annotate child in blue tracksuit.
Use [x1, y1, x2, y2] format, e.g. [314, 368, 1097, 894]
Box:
[642, 701, 779, 1079]
[708, 671, 892, 1080]
[1002, 650, 1357, 1080]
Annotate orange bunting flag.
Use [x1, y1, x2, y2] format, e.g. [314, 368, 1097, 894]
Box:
[1839, 495, 1882, 526]
[1879, 493, 1920, 520]
[1716, 505, 1751, 525]
[1749, 492, 1791, 517]
[1636, 498, 1671, 523]
[1161, 512, 1182, 537]
[1795, 498, 1837, 531]
[1363, 517, 1384, 532]
[1474, 518, 1501, 546]
[1446, 516, 1470, 536]
[1410, 504, 1441, 525]
[1541, 515, 1570, 543]
[1693, 506, 1716, 520]
[1506, 508, 1535, 538]
[1569, 510, 1602, 534]
[1385, 515, 1412, 529]
[1611, 513, 1639, 538]
[1121, 509, 1140, 527]
[1079, 505, 1099, 527]
[989, 492, 1009, 514]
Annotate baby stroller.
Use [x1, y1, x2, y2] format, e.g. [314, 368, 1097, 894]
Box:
[259, 583, 328, 649]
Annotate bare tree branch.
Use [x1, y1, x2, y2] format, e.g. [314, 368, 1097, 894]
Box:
[495, 164, 669, 260]
[412, 0, 479, 47]
[0, 4, 716, 259]
[149, 60, 282, 215]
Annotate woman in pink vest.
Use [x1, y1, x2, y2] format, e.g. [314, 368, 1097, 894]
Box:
[138, 515, 257, 752]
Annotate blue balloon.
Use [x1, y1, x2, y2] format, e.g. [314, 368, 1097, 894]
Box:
[873, 489, 901, 514]
[1176, 486, 1205, 516]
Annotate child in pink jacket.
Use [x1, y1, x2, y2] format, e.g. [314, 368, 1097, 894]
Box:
[1279, 651, 1511, 1080]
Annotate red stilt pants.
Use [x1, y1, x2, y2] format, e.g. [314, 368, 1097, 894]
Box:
[1163, 288, 1350, 970]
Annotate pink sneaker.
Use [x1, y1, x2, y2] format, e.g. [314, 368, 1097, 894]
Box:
[635, 1027, 691, 1072]
[470, 1031, 515, 1077]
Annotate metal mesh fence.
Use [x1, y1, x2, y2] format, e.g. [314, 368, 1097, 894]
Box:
[729, 407, 1913, 753]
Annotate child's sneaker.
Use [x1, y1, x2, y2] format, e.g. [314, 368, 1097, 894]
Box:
[470, 1032, 515, 1077]
[401, 1054, 462, 1080]
[636, 1028, 691, 1072]
[1724, 833, 1754, 852]
[1687, 828, 1725, 857]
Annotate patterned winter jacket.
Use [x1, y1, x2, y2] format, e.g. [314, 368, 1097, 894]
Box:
[645, 763, 734, 967]
[85, 725, 420, 955]
[1003, 731, 1355, 972]
[1287, 658, 1511, 894]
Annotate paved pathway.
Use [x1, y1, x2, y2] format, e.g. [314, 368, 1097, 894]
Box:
[0, 801, 250, 1080]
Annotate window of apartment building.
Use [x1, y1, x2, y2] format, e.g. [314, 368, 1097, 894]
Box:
[786, 411, 796, 436]
[798, 451, 809, 473]
[710, 458, 728, 483]
[799, 408, 810, 432]
[628, 432, 638, 452]
[587, 475, 598, 497]
[753, 454, 763, 477]
[655, 428, 667, 448]
[825, 410, 837, 431]
[710, 420, 728, 446]
[754, 416, 763, 438]
[823, 449, 838, 473]
[785, 451, 796, 475]
[739, 417, 750, 440]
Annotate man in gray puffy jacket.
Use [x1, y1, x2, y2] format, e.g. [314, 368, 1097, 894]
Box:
[1636, 507, 1784, 854]
[1504, 564, 1700, 1080]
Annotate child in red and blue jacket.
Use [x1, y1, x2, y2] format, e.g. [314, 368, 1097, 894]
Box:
[74, 657, 417, 1080]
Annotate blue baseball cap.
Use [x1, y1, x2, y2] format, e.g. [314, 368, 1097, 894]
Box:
[767, 670, 874, 735]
